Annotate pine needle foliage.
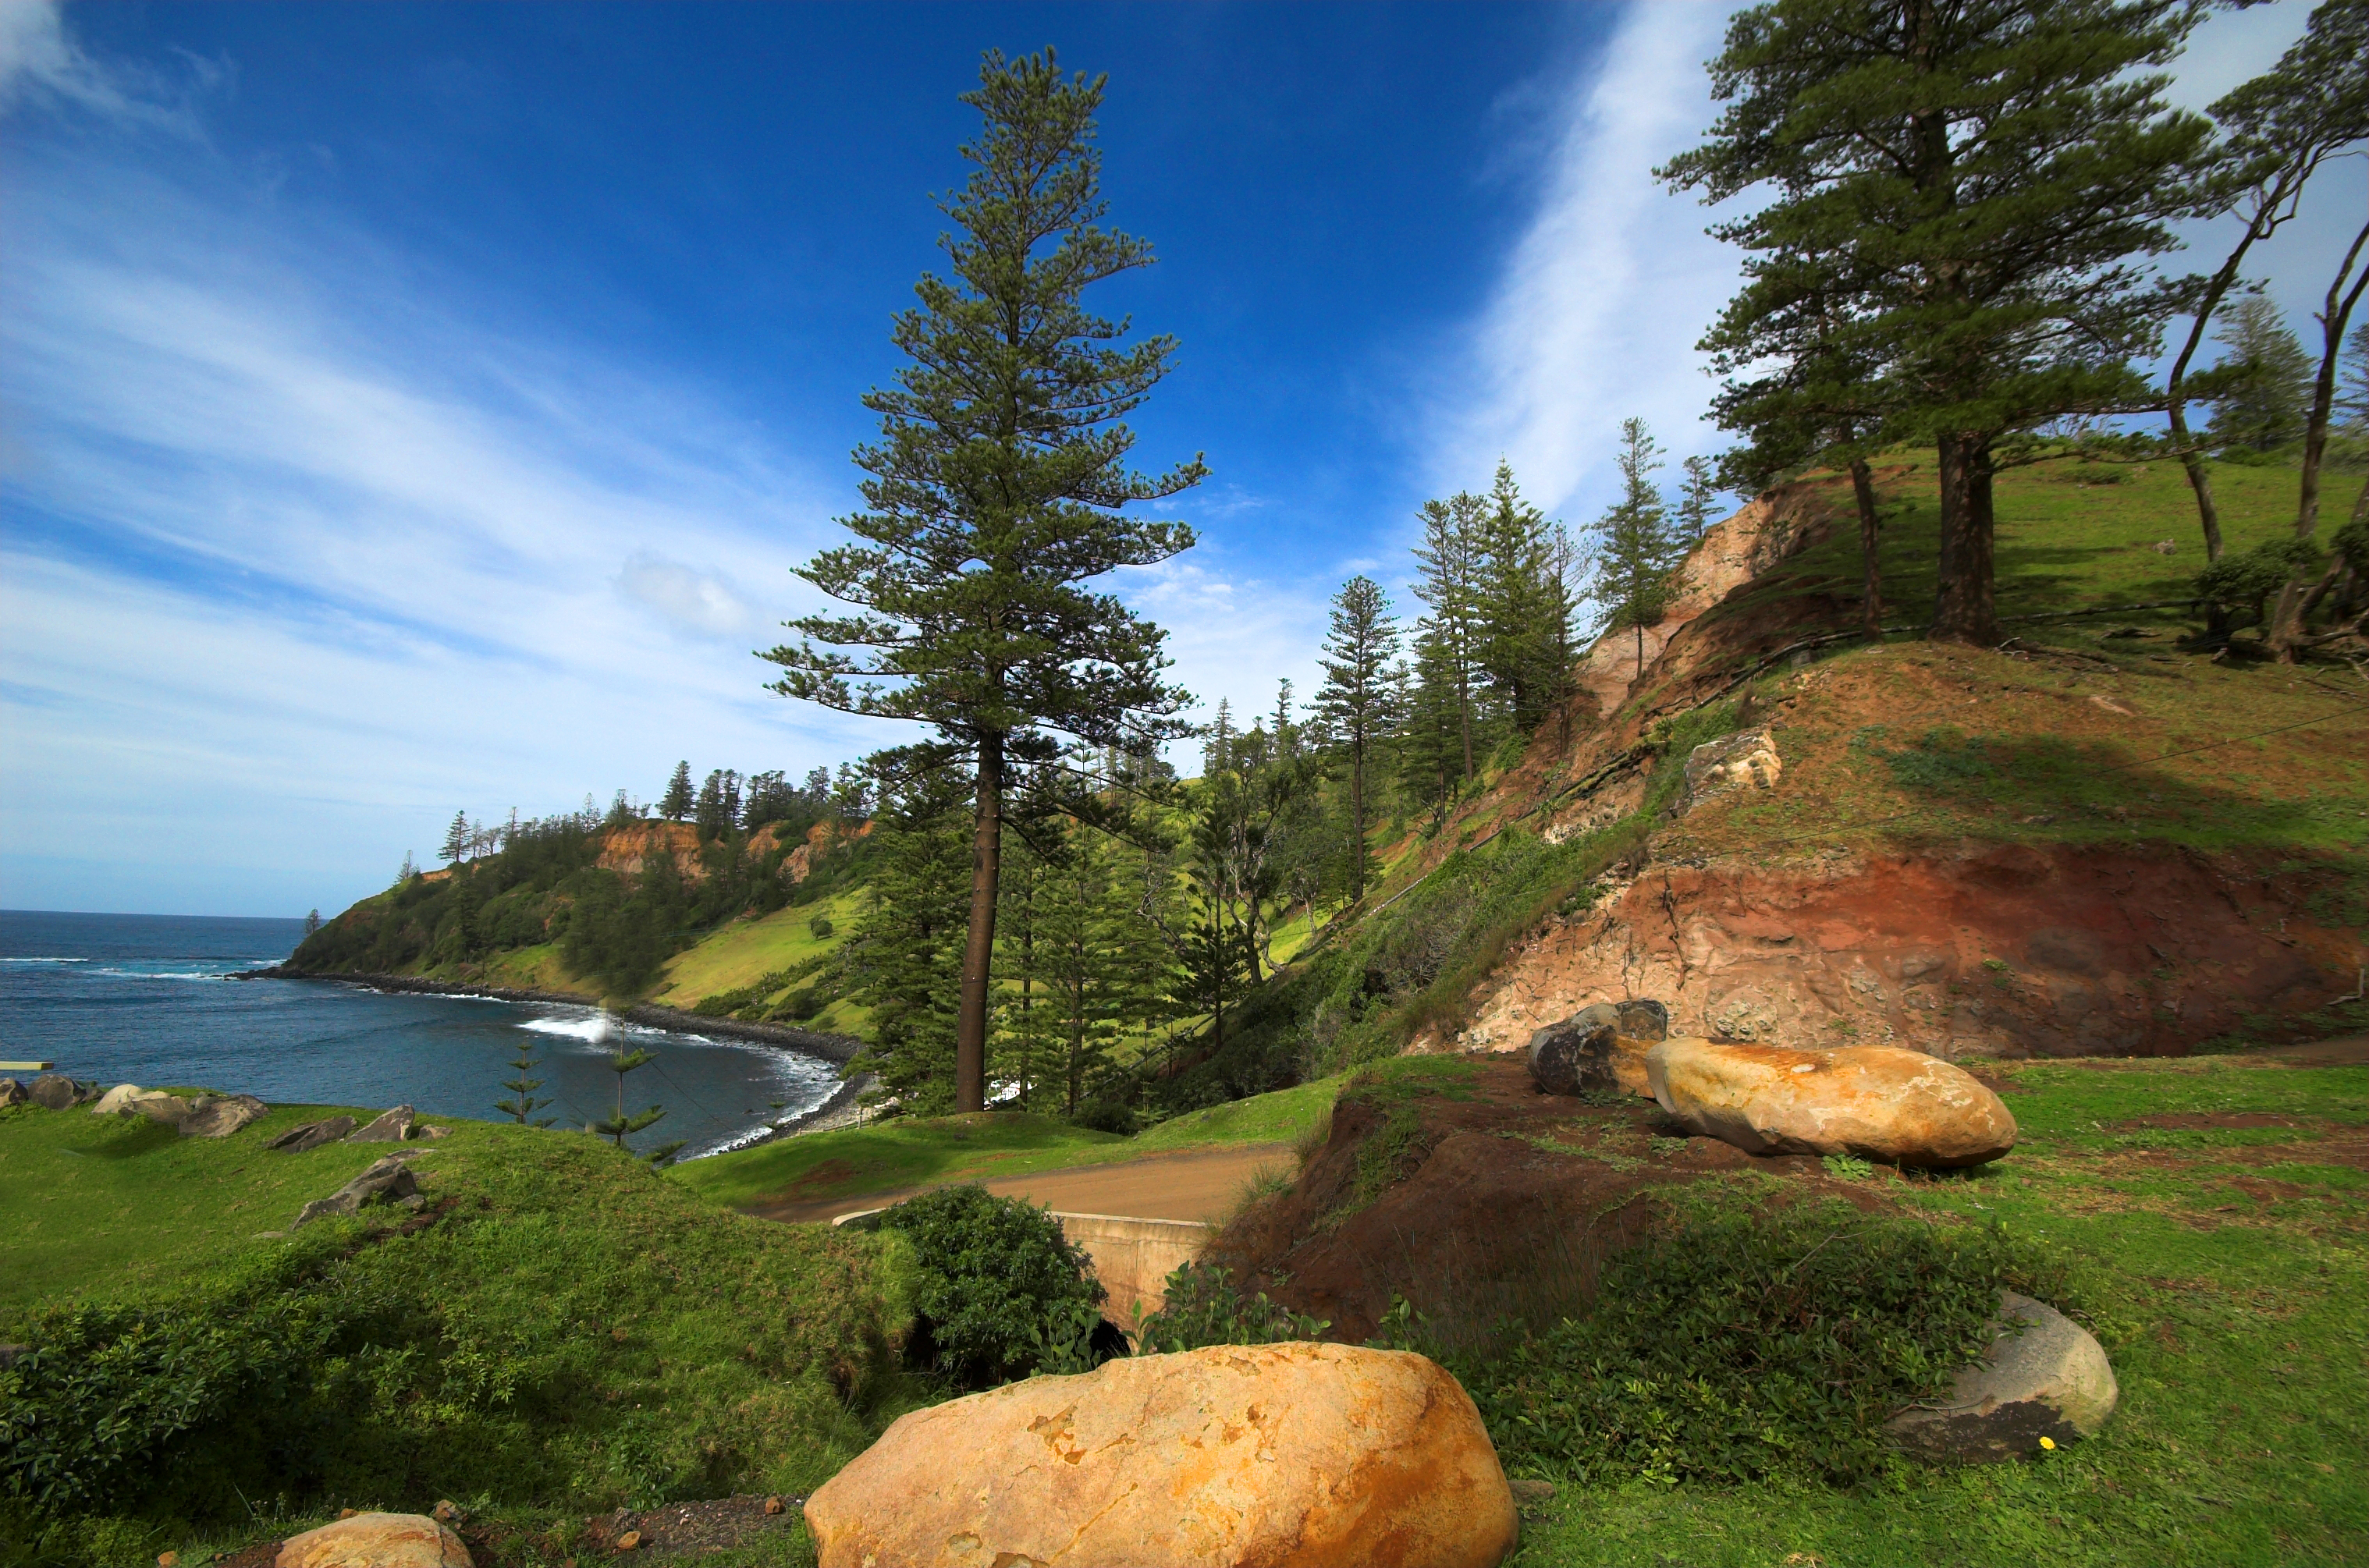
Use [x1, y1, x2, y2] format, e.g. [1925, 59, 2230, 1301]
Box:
[763, 50, 1204, 1112]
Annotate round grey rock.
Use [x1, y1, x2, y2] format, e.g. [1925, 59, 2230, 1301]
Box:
[1888, 1292, 2118, 1463]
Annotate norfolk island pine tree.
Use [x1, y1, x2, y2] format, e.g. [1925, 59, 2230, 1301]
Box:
[765, 51, 1202, 1112]
[1661, 0, 2221, 646]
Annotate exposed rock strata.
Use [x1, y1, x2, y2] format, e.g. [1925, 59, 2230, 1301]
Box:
[1450, 844, 2347, 1059]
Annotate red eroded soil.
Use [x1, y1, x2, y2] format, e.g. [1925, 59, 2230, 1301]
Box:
[1450, 841, 2352, 1062]
[1206, 1057, 1881, 1343]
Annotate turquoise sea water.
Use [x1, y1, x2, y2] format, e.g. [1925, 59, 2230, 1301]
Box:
[0, 909, 836, 1159]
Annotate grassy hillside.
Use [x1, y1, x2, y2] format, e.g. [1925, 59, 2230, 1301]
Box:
[0, 1099, 915, 1566]
[1501, 1047, 2368, 1566]
[673, 1073, 1339, 1211]
[7, 1045, 2360, 1566]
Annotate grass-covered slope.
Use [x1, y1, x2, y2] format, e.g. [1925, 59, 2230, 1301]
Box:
[1502, 1048, 2368, 1565]
[0, 1101, 914, 1566]
[673, 1074, 1339, 1212]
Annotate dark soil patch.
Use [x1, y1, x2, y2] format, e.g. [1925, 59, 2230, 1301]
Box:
[2122, 1112, 2305, 1130]
[1962, 1066, 2030, 1095]
[1206, 1056, 1885, 1343]
[580, 1495, 801, 1559]
[215, 1496, 804, 1567]
[780, 1157, 860, 1201]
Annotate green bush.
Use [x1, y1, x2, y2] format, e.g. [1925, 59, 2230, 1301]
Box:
[1134, 1263, 1329, 1353]
[1390, 1184, 2072, 1487]
[0, 1248, 360, 1514]
[876, 1187, 1107, 1386]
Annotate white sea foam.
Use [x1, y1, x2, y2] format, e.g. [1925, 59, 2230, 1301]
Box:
[520, 1014, 616, 1042]
[1, 956, 90, 963]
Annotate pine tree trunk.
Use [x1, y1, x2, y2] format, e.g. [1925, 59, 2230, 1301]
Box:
[1456, 669, 1474, 782]
[1933, 435, 1998, 645]
[956, 733, 1004, 1114]
[1849, 457, 1883, 638]
[1349, 734, 1366, 902]
[2271, 218, 2369, 662]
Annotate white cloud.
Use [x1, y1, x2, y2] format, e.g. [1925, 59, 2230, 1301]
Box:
[616, 554, 759, 640]
[0, 154, 874, 913]
[0, 0, 211, 130]
[1430, 2, 1742, 527]
[1114, 555, 1330, 735]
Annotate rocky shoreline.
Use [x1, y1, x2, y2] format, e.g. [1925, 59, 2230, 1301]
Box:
[235, 966, 864, 1064]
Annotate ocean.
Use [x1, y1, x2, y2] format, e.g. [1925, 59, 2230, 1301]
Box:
[0, 909, 841, 1160]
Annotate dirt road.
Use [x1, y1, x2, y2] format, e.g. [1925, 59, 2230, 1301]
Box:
[752, 1141, 1297, 1226]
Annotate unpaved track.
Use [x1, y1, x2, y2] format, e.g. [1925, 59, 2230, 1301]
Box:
[751, 1141, 1297, 1226]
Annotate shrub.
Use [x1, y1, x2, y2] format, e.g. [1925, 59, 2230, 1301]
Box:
[0, 1254, 359, 1513]
[1134, 1263, 1329, 1354]
[1390, 1184, 2072, 1487]
[1069, 1099, 1137, 1135]
[876, 1187, 1106, 1386]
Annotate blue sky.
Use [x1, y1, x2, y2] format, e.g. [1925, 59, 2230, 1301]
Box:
[0, 1, 2347, 917]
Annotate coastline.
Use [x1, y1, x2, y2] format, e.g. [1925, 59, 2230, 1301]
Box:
[236, 967, 865, 1065]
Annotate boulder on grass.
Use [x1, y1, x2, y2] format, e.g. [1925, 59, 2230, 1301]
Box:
[89, 1084, 144, 1116]
[268, 1116, 357, 1153]
[179, 1094, 268, 1139]
[291, 1155, 419, 1228]
[0, 1079, 24, 1108]
[29, 1073, 80, 1111]
[804, 1341, 1518, 1568]
[1646, 1038, 2016, 1168]
[1527, 999, 1670, 1098]
[276, 1512, 471, 1567]
[123, 1091, 194, 1126]
[348, 1104, 416, 1142]
[1888, 1293, 2117, 1462]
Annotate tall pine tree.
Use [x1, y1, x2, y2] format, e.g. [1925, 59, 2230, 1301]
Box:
[1664, 0, 2218, 645]
[1592, 419, 1688, 674]
[1312, 576, 1398, 903]
[765, 53, 1202, 1112]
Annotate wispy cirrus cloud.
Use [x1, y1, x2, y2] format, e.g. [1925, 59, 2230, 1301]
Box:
[1428, 2, 1742, 530]
[0, 143, 868, 912]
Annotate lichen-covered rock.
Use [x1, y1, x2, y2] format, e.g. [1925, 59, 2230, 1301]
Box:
[90, 1084, 144, 1116]
[348, 1104, 416, 1142]
[275, 1512, 471, 1567]
[268, 1116, 357, 1153]
[179, 1094, 268, 1138]
[1888, 1293, 2117, 1461]
[292, 1155, 421, 1228]
[124, 1091, 195, 1126]
[1646, 1038, 2016, 1167]
[804, 1342, 1518, 1568]
[0, 1078, 27, 1108]
[28, 1073, 81, 1111]
[1683, 729, 1781, 809]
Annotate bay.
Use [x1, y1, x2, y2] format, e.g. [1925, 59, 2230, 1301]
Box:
[0, 909, 838, 1160]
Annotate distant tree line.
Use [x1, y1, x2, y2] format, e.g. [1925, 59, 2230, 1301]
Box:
[297, 761, 872, 996]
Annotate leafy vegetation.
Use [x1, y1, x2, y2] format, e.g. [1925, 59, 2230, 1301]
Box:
[1396, 1184, 2072, 1487]
[868, 1187, 1109, 1387]
[1133, 1261, 1329, 1353]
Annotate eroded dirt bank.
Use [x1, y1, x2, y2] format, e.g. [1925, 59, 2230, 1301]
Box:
[1447, 843, 2357, 1060]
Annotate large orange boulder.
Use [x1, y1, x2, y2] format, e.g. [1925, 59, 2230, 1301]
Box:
[1646, 1038, 2016, 1167]
[276, 1513, 471, 1567]
[803, 1342, 1517, 1568]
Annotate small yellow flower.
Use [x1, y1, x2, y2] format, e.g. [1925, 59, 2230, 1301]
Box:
[2039, 1436, 2058, 1451]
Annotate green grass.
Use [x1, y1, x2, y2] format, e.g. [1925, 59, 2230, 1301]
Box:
[1507, 1052, 2369, 1566]
[670, 1073, 1344, 1212]
[651, 890, 860, 1010]
[0, 1101, 913, 1566]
